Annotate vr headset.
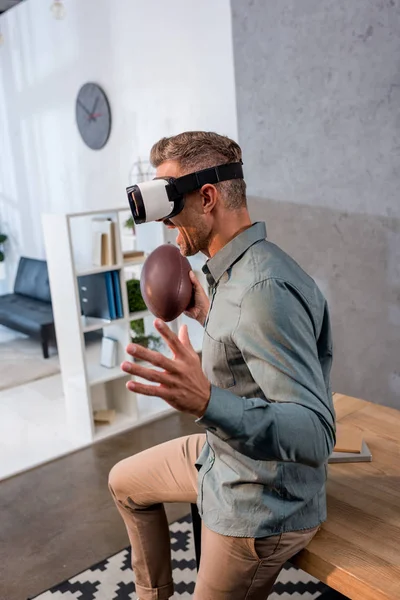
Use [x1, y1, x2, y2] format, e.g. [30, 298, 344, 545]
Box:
[126, 161, 244, 224]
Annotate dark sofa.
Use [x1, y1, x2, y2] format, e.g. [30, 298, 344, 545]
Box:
[0, 257, 55, 358]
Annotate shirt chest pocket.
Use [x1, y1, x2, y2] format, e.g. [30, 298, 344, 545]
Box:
[202, 329, 236, 389]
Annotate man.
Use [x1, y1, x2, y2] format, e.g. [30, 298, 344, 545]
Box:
[109, 131, 336, 600]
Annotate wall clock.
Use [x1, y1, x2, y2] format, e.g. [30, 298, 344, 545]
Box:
[75, 83, 111, 150]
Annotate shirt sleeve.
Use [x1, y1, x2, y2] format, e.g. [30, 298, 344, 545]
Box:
[197, 278, 336, 467]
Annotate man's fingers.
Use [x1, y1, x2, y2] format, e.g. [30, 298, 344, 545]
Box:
[125, 343, 178, 372]
[189, 270, 202, 290]
[121, 361, 171, 385]
[178, 324, 193, 351]
[154, 319, 186, 355]
[126, 379, 173, 402]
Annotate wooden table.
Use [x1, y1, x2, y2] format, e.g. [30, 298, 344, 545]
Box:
[293, 393, 400, 600]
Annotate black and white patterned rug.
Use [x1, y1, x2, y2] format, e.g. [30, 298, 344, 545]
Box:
[29, 514, 328, 599]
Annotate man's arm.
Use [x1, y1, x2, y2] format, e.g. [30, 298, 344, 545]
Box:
[197, 278, 336, 467]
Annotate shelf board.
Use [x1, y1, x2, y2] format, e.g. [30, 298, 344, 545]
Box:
[129, 310, 152, 321]
[87, 362, 129, 386]
[81, 316, 127, 333]
[76, 263, 121, 277]
[94, 412, 136, 440]
[93, 405, 174, 441]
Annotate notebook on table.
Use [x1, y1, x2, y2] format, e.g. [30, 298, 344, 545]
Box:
[328, 424, 372, 463]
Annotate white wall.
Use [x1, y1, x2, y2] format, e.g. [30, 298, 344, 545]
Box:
[0, 0, 238, 292]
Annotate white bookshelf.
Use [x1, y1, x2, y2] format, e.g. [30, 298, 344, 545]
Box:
[128, 309, 151, 321]
[42, 207, 207, 445]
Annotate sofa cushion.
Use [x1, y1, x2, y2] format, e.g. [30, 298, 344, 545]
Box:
[14, 257, 51, 303]
[0, 294, 54, 336]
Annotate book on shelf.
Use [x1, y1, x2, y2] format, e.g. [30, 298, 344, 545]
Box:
[78, 272, 112, 320]
[123, 250, 146, 263]
[112, 271, 123, 318]
[93, 409, 116, 425]
[104, 272, 117, 319]
[91, 218, 116, 266]
[78, 269, 124, 321]
[92, 231, 104, 266]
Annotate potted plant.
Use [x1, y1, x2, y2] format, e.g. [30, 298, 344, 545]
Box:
[0, 233, 7, 261]
[126, 278, 147, 313]
[124, 216, 135, 236]
[130, 318, 163, 352]
[0, 232, 7, 280]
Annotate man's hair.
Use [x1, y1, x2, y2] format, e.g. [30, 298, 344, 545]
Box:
[150, 131, 247, 210]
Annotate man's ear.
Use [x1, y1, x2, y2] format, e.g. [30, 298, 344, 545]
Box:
[200, 184, 218, 214]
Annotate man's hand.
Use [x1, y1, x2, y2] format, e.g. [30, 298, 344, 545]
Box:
[184, 271, 210, 326]
[121, 319, 211, 418]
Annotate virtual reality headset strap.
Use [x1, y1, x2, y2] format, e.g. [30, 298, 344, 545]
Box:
[166, 161, 244, 202]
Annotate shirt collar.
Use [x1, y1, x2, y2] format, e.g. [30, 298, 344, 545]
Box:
[202, 221, 267, 287]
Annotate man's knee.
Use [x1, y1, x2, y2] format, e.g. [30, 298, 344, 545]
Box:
[108, 457, 136, 502]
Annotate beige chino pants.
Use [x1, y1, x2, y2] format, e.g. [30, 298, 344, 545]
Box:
[108, 434, 318, 600]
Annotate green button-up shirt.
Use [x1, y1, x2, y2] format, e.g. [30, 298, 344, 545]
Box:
[196, 221, 336, 537]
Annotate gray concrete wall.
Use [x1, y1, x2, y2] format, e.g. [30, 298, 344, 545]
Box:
[231, 0, 400, 408]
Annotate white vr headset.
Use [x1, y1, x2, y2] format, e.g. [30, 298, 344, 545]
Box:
[126, 161, 244, 224]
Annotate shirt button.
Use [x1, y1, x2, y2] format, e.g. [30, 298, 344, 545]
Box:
[220, 272, 229, 283]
